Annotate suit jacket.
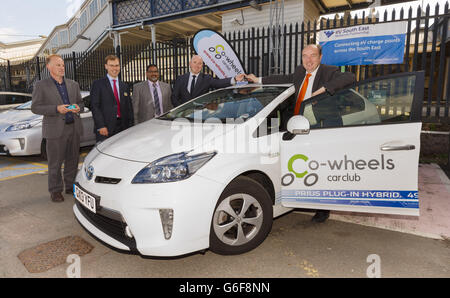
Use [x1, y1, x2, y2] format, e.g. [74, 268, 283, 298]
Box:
[263, 64, 355, 130]
[90, 77, 134, 134]
[171, 72, 233, 107]
[132, 80, 173, 124]
[262, 64, 355, 98]
[31, 78, 84, 139]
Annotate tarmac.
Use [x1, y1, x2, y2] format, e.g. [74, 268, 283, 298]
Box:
[330, 163, 450, 240]
[1, 155, 449, 277]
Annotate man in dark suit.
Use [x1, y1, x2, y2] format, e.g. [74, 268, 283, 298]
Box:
[31, 54, 84, 202]
[90, 55, 134, 142]
[171, 55, 245, 107]
[246, 44, 356, 223]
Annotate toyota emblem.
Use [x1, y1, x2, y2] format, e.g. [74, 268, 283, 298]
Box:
[85, 165, 94, 180]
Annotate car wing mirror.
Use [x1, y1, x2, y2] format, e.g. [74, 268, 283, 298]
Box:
[283, 115, 310, 140]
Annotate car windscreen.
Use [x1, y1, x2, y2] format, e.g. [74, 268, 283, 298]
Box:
[14, 101, 32, 110]
[159, 86, 288, 123]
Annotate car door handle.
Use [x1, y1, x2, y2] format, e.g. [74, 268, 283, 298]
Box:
[380, 145, 416, 151]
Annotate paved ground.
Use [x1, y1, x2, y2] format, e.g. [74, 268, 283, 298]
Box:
[0, 150, 449, 278]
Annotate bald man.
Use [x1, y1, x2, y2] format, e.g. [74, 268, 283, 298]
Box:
[247, 44, 356, 223]
[31, 54, 84, 202]
[171, 55, 245, 107]
[247, 44, 355, 104]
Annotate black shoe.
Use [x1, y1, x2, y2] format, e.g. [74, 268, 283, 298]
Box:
[311, 210, 330, 223]
[51, 192, 64, 203]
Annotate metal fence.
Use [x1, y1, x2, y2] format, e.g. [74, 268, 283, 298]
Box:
[1, 2, 449, 123]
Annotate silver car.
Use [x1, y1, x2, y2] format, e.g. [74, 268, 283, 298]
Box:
[0, 92, 33, 111]
[0, 91, 96, 158]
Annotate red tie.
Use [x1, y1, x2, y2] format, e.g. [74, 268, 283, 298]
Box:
[294, 73, 312, 115]
[113, 79, 121, 118]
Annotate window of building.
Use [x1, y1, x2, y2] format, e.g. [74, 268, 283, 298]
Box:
[49, 35, 59, 49]
[69, 21, 79, 42]
[80, 10, 88, 31]
[59, 30, 69, 45]
[89, 0, 99, 19]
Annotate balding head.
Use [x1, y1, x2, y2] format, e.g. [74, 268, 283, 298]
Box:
[46, 54, 65, 82]
[189, 55, 204, 75]
[302, 44, 322, 73]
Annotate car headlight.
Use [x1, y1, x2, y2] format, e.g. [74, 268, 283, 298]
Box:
[6, 119, 41, 132]
[131, 151, 216, 184]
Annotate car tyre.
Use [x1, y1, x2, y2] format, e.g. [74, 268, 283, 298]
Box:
[209, 176, 273, 255]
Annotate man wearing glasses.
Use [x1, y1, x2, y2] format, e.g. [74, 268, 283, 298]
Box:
[132, 64, 173, 124]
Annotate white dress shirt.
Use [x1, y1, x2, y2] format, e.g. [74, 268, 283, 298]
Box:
[107, 74, 120, 96]
[300, 66, 319, 100]
[187, 72, 236, 93]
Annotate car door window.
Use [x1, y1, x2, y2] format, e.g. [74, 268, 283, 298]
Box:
[255, 94, 296, 137]
[83, 95, 91, 111]
[301, 74, 419, 129]
[280, 72, 423, 216]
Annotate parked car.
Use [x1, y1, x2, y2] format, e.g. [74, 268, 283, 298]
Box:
[0, 91, 32, 111]
[73, 72, 423, 257]
[0, 91, 96, 158]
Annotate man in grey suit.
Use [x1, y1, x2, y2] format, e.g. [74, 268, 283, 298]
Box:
[31, 54, 84, 202]
[132, 64, 173, 124]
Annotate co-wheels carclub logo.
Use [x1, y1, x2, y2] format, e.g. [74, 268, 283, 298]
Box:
[209, 45, 226, 59]
[208, 44, 243, 75]
[282, 154, 396, 187]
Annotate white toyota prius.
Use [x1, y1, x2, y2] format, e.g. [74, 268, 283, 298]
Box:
[73, 72, 423, 257]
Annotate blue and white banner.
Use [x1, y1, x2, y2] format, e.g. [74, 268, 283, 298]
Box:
[192, 29, 246, 79]
[319, 22, 407, 66]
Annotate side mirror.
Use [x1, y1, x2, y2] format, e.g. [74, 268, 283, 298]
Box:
[287, 115, 310, 135]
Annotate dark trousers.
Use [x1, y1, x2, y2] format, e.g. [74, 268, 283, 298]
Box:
[95, 118, 123, 142]
[46, 123, 80, 193]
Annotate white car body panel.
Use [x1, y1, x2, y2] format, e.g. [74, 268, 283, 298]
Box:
[73, 73, 423, 257]
[0, 92, 95, 156]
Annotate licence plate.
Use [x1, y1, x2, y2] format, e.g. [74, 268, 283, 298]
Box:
[74, 184, 98, 214]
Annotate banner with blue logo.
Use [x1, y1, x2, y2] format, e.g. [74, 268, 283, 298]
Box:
[319, 22, 407, 66]
[192, 29, 246, 79]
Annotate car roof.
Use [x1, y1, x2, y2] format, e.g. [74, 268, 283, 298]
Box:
[0, 91, 32, 96]
[223, 83, 293, 89]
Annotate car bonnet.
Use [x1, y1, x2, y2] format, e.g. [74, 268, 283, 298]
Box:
[0, 109, 40, 132]
[95, 118, 237, 163]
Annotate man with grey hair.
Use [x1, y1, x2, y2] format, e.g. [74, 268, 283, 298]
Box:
[171, 55, 245, 107]
[31, 54, 84, 202]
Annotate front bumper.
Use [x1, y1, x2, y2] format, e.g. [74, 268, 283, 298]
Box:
[0, 128, 41, 156]
[73, 149, 225, 257]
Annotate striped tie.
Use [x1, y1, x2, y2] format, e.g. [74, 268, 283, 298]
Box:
[153, 83, 161, 116]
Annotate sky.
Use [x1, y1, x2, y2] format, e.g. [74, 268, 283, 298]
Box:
[0, 0, 448, 43]
[0, 0, 83, 43]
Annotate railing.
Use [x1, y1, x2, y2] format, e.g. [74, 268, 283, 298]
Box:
[1, 2, 449, 123]
[112, 0, 219, 25]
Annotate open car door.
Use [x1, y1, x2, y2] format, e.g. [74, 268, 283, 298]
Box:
[280, 72, 424, 216]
